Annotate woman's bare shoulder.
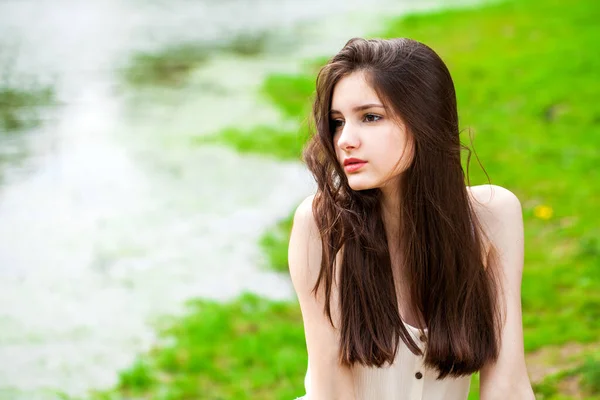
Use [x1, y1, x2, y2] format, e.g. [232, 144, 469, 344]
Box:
[289, 193, 356, 397]
[291, 194, 320, 250]
[288, 194, 322, 287]
[294, 194, 317, 225]
[467, 184, 523, 260]
[467, 184, 522, 222]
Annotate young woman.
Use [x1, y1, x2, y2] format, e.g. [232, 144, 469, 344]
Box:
[288, 38, 535, 400]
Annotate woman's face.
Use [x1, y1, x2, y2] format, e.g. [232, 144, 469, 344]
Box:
[331, 70, 414, 192]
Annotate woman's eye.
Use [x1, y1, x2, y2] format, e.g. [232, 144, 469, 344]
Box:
[364, 114, 382, 123]
[331, 119, 344, 129]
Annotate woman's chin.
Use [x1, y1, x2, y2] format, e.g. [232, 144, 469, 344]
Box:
[347, 179, 376, 191]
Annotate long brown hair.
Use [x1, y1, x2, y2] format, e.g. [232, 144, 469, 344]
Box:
[303, 37, 503, 379]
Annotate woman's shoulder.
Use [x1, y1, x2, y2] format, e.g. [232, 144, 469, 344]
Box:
[467, 184, 524, 266]
[288, 194, 322, 283]
[467, 184, 521, 208]
[467, 184, 522, 224]
[294, 194, 317, 223]
[291, 195, 319, 244]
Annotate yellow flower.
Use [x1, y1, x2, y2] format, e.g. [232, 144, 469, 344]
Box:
[534, 205, 553, 220]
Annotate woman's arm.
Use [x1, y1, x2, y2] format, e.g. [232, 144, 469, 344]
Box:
[476, 185, 535, 399]
[288, 195, 356, 400]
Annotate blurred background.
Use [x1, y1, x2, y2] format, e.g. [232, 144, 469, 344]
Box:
[0, 0, 598, 399]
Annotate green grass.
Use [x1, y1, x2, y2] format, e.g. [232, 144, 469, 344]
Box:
[83, 0, 600, 398]
[532, 352, 600, 399]
[581, 354, 600, 395]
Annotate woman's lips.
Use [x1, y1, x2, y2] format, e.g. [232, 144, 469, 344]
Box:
[344, 161, 367, 173]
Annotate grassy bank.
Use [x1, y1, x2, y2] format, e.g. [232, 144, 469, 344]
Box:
[85, 0, 600, 398]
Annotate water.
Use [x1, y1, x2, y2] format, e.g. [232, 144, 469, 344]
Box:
[0, 0, 481, 398]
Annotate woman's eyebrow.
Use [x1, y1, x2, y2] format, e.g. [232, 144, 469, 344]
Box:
[330, 103, 385, 114]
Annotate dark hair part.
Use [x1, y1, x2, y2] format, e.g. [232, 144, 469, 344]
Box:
[303, 37, 504, 379]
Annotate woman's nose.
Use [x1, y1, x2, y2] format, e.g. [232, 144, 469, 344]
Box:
[336, 124, 360, 151]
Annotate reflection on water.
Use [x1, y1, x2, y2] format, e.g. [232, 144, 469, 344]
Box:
[0, 0, 476, 398]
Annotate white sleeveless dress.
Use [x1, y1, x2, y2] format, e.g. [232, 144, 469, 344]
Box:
[295, 321, 472, 400]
